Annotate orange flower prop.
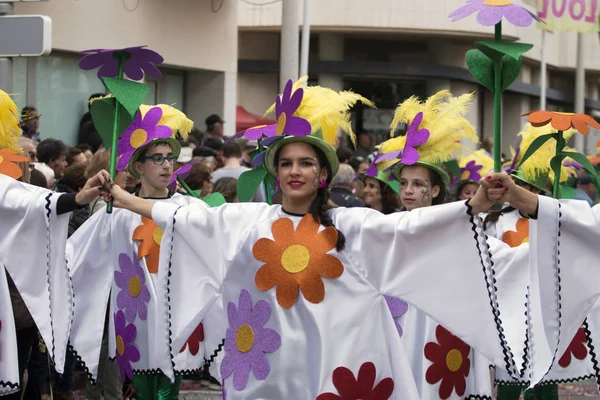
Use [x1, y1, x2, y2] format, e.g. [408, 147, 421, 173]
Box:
[253, 215, 344, 309]
[525, 111, 600, 136]
[132, 216, 163, 274]
[501, 218, 529, 248]
[0, 149, 28, 179]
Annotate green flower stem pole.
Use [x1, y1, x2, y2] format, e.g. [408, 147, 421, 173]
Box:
[107, 56, 126, 214]
[259, 139, 273, 205]
[493, 22, 503, 172]
[553, 130, 565, 199]
[177, 176, 199, 198]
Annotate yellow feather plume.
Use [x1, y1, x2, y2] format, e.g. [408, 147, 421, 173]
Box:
[0, 90, 21, 152]
[378, 91, 478, 171]
[265, 76, 375, 147]
[139, 104, 193, 139]
[517, 123, 576, 184]
[458, 150, 494, 180]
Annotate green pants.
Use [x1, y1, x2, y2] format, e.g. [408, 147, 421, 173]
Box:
[132, 374, 182, 400]
[497, 383, 559, 400]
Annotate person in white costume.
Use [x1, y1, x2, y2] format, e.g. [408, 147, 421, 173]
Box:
[100, 81, 547, 399]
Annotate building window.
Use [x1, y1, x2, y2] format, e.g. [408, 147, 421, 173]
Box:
[12, 57, 28, 110]
[165, 72, 185, 111]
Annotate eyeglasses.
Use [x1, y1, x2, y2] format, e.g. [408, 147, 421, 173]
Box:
[140, 154, 178, 166]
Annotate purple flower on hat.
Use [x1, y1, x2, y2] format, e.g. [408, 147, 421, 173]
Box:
[117, 107, 172, 171]
[368, 150, 403, 177]
[168, 161, 198, 191]
[235, 79, 311, 142]
[79, 46, 164, 80]
[462, 160, 484, 182]
[384, 295, 408, 336]
[221, 289, 281, 391]
[449, 0, 542, 27]
[400, 112, 430, 166]
[114, 310, 140, 382]
[114, 253, 151, 323]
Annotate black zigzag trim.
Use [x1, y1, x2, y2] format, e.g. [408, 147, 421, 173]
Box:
[0, 381, 19, 390]
[496, 374, 596, 386]
[44, 193, 56, 364]
[175, 367, 203, 377]
[69, 343, 96, 386]
[583, 319, 600, 391]
[465, 201, 517, 378]
[132, 368, 165, 376]
[204, 338, 225, 368]
[166, 206, 182, 371]
[520, 288, 530, 379]
[465, 395, 492, 400]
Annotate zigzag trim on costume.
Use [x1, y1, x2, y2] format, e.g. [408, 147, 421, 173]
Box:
[0, 381, 19, 390]
[44, 193, 57, 365]
[465, 395, 492, 400]
[68, 343, 96, 386]
[166, 206, 183, 372]
[520, 288, 530, 379]
[466, 200, 517, 378]
[496, 374, 595, 386]
[204, 339, 225, 368]
[583, 320, 600, 391]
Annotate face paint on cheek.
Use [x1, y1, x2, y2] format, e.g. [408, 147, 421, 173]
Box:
[421, 181, 431, 203]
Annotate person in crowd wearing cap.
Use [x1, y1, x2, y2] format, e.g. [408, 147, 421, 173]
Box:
[205, 114, 224, 141]
[0, 89, 110, 399]
[78, 93, 106, 152]
[66, 104, 225, 399]
[329, 164, 365, 208]
[19, 106, 41, 141]
[103, 81, 535, 399]
[203, 136, 225, 169]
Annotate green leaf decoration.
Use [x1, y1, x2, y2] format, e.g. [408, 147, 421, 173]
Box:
[476, 40, 534, 61]
[237, 166, 268, 202]
[550, 154, 567, 189]
[559, 184, 577, 199]
[560, 151, 600, 183]
[90, 97, 133, 149]
[443, 159, 461, 181]
[248, 148, 261, 160]
[201, 192, 226, 207]
[264, 172, 277, 205]
[517, 133, 556, 169]
[101, 77, 149, 118]
[466, 49, 523, 92]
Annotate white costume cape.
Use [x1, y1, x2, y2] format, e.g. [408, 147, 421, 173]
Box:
[0, 175, 71, 394]
[66, 194, 220, 383]
[152, 200, 524, 399]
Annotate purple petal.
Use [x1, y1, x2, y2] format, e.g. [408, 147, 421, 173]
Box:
[238, 290, 252, 318]
[228, 301, 241, 329]
[154, 125, 174, 140]
[384, 296, 408, 318]
[220, 353, 236, 380]
[286, 87, 304, 115]
[262, 136, 283, 147]
[114, 310, 126, 331]
[405, 128, 430, 148]
[123, 64, 144, 81]
[280, 80, 293, 111]
[116, 290, 131, 312]
[248, 300, 272, 328]
[122, 322, 137, 343]
[476, 6, 505, 26]
[245, 125, 277, 140]
[251, 151, 267, 167]
[232, 359, 251, 391]
[224, 328, 237, 352]
[137, 303, 148, 321]
[366, 164, 379, 177]
[114, 270, 128, 288]
[254, 328, 281, 353]
[378, 150, 402, 163]
[117, 153, 132, 172]
[124, 343, 141, 362]
[284, 116, 312, 136]
[449, 0, 483, 21]
[226, 131, 246, 142]
[400, 147, 419, 165]
[250, 353, 270, 380]
[118, 359, 131, 382]
[142, 107, 164, 129]
[504, 4, 535, 26]
[125, 305, 137, 325]
[139, 61, 163, 80]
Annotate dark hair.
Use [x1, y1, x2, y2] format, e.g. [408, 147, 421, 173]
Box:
[213, 177, 238, 202]
[62, 164, 88, 191]
[192, 146, 218, 158]
[336, 146, 354, 164]
[453, 180, 479, 201]
[37, 139, 68, 164]
[185, 162, 213, 191]
[66, 147, 83, 165]
[76, 143, 94, 153]
[429, 168, 448, 206]
[137, 142, 173, 160]
[379, 181, 401, 215]
[203, 137, 224, 151]
[483, 206, 516, 228]
[222, 140, 242, 159]
[348, 156, 366, 172]
[274, 142, 346, 252]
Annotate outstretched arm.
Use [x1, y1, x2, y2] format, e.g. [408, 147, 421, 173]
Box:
[106, 180, 155, 219]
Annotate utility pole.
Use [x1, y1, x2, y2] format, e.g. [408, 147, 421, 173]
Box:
[279, 0, 299, 91]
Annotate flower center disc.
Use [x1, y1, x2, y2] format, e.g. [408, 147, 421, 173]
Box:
[128, 276, 142, 298]
[130, 129, 148, 148]
[281, 244, 310, 273]
[446, 349, 463, 372]
[0, 155, 4, 164]
[116, 335, 125, 356]
[152, 226, 164, 245]
[236, 324, 255, 353]
[276, 113, 287, 136]
[483, 0, 513, 5]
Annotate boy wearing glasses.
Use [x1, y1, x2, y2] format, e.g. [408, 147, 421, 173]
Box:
[66, 105, 222, 399]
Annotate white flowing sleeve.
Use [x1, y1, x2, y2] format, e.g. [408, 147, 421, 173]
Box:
[0, 176, 70, 372]
[65, 209, 113, 381]
[151, 201, 272, 380]
[0, 269, 19, 395]
[335, 200, 522, 378]
[528, 196, 600, 385]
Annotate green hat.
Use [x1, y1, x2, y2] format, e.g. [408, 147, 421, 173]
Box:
[391, 161, 451, 188]
[360, 170, 400, 194]
[264, 134, 339, 181]
[510, 167, 550, 195]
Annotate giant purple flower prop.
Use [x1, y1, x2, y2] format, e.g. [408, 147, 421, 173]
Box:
[384, 295, 409, 336]
[79, 46, 164, 80]
[114, 310, 140, 382]
[168, 161, 198, 191]
[117, 107, 172, 171]
[221, 289, 281, 391]
[114, 252, 151, 323]
[449, 0, 542, 27]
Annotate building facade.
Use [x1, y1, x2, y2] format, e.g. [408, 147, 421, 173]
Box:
[237, 0, 600, 154]
[9, 0, 238, 145]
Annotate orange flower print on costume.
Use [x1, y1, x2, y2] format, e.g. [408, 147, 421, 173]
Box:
[253, 215, 344, 309]
[424, 325, 471, 399]
[0, 149, 28, 179]
[132, 216, 163, 274]
[502, 218, 529, 248]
